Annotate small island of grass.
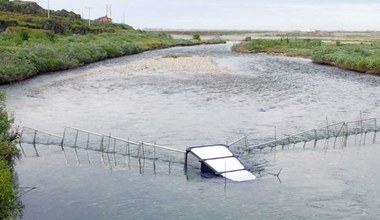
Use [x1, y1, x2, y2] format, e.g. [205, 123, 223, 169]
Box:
[162, 53, 192, 59]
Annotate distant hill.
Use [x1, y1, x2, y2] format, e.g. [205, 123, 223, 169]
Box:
[0, 0, 47, 15]
[0, 0, 81, 19]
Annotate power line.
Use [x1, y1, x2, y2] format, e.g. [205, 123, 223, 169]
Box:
[47, 0, 50, 19]
[106, 4, 112, 18]
[85, 7, 93, 26]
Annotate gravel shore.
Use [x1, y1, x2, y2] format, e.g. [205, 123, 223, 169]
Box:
[88, 55, 229, 75]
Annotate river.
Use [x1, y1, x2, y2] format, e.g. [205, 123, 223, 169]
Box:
[3, 43, 380, 219]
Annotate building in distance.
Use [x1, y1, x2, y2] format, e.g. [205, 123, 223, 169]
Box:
[95, 16, 112, 23]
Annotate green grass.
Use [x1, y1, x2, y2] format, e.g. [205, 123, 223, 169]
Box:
[312, 43, 380, 74]
[0, 29, 220, 83]
[0, 0, 225, 84]
[0, 93, 21, 220]
[0, 158, 18, 220]
[233, 39, 380, 75]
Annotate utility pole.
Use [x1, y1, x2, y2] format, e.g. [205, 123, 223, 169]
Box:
[47, 0, 50, 19]
[106, 4, 112, 18]
[85, 7, 93, 26]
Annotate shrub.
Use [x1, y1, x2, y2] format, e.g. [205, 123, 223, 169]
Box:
[0, 158, 18, 220]
[45, 31, 56, 42]
[244, 36, 252, 41]
[27, 44, 77, 71]
[0, 49, 38, 82]
[67, 43, 92, 64]
[118, 42, 141, 55]
[192, 34, 201, 41]
[0, 93, 21, 219]
[19, 30, 29, 41]
[99, 39, 124, 57]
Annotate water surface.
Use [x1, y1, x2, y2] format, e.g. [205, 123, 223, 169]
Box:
[3, 43, 380, 219]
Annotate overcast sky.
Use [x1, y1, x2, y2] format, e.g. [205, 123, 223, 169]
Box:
[33, 0, 380, 31]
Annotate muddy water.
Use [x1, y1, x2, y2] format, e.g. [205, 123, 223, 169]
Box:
[3, 43, 380, 219]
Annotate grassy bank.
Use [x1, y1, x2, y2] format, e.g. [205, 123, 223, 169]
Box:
[0, 29, 214, 83]
[0, 94, 21, 220]
[233, 39, 380, 75]
[0, 1, 225, 84]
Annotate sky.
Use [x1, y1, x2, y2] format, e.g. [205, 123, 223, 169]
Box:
[33, 0, 380, 31]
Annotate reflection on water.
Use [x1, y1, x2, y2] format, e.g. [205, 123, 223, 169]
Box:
[5, 43, 380, 219]
[16, 132, 379, 219]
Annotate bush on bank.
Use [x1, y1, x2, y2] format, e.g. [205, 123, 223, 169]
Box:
[0, 93, 21, 220]
[0, 159, 18, 220]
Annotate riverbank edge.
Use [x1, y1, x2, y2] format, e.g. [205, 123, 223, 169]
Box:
[1, 39, 226, 85]
[232, 42, 380, 75]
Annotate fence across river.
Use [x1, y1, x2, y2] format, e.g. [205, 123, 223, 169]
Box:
[18, 117, 379, 164]
[248, 118, 378, 151]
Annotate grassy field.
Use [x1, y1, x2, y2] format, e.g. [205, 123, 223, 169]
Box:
[0, 0, 225, 84]
[233, 38, 380, 75]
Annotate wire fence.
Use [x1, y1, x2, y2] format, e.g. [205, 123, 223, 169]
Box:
[18, 142, 185, 176]
[20, 126, 63, 146]
[249, 118, 379, 150]
[228, 135, 249, 155]
[18, 117, 379, 161]
[61, 127, 186, 164]
[20, 126, 186, 165]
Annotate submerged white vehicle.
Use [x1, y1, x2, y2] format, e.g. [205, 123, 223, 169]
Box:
[185, 144, 256, 182]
